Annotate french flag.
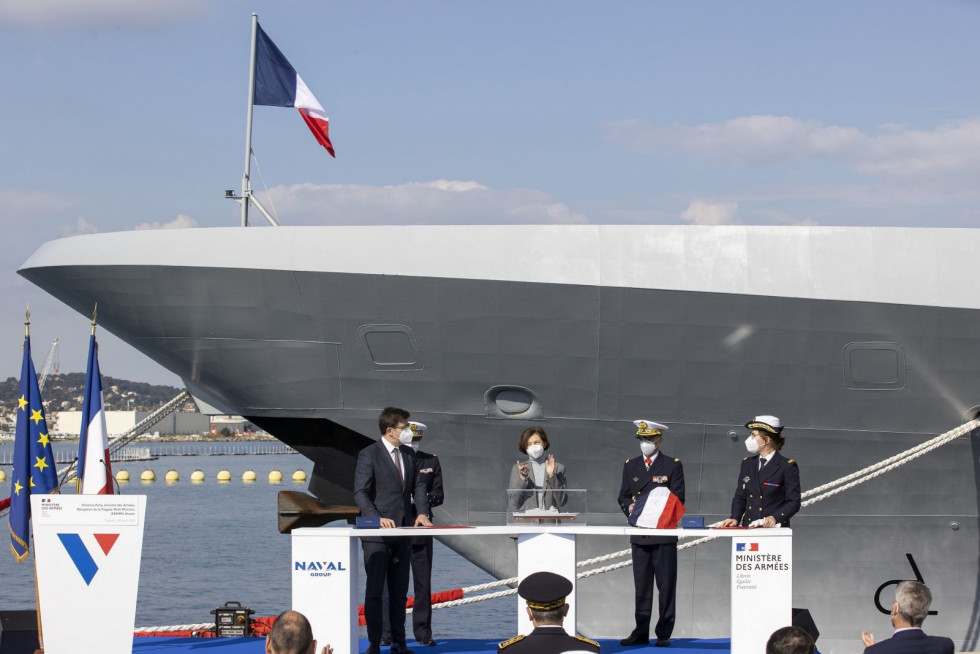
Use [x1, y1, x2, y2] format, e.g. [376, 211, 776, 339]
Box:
[737, 543, 760, 552]
[78, 334, 112, 494]
[254, 24, 335, 157]
[629, 487, 685, 529]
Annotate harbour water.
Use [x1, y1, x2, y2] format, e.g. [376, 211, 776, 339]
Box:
[0, 442, 511, 639]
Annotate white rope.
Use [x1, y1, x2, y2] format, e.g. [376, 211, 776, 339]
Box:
[134, 622, 213, 634]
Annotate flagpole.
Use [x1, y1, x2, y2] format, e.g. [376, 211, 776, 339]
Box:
[241, 13, 259, 227]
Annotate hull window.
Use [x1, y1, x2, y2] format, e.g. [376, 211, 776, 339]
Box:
[485, 385, 542, 419]
[843, 342, 906, 390]
[357, 325, 423, 370]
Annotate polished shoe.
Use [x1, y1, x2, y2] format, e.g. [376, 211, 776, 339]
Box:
[654, 638, 671, 647]
[416, 638, 437, 646]
[364, 644, 381, 654]
[379, 638, 392, 646]
[619, 635, 650, 646]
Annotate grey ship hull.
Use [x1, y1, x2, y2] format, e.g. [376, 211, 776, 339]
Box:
[19, 225, 980, 652]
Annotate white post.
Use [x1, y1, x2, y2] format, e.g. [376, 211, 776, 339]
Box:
[241, 13, 259, 227]
[730, 532, 793, 654]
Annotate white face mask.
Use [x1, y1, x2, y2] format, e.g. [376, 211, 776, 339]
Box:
[410, 441, 420, 452]
[640, 440, 658, 457]
[398, 428, 414, 445]
[527, 444, 545, 460]
[745, 435, 759, 454]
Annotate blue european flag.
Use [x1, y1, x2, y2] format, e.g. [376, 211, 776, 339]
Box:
[9, 334, 59, 562]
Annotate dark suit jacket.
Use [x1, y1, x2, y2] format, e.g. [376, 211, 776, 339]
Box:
[354, 440, 431, 543]
[618, 451, 685, 545]
[863, 628, 955, 654]
[729, 450, 801, 527]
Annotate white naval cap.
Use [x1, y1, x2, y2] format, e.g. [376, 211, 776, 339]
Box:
[633, 419, 668, 438]
[408, 421, 427, 439]
[745, 415, 783, 434]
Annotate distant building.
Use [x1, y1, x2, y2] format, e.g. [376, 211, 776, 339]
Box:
[53, 410, 211, 437]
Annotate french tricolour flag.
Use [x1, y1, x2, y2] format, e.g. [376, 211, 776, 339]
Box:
[78, 334, 112, 494]
[629, 487, 685, 529]
[254, 24, 335, 157]
[737, 543, 760, 552]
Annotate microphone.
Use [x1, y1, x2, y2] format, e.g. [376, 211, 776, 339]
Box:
[99, 458, 122, 494]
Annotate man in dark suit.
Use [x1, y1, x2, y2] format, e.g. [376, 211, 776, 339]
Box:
[354, 407, 433, 654]
[497, 571, 599, 653]
[381, 421, 444, 646]
[861, 581, 954, 654]
[617, 419, 685, 648]
[720, 415, 801, 528]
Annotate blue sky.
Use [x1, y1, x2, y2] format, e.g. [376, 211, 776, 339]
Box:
[3, 1, 980, 386]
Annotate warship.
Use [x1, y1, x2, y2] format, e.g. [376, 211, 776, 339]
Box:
[18, 223, 980, 652]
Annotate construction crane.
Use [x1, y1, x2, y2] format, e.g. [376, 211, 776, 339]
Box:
[38, 338, 59, 391]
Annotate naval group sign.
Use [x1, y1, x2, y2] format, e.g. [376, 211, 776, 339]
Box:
[730, 534, 792, 654]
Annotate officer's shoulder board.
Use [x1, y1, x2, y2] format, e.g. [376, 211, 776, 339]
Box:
[498, 635, 525, 649]
[743, 456, 749, 461]
[625, 458, 631, 463]
[574, 635, 600, 648]
[787, 458, 796, 464]
[432, 453, 438, 457]
[674, 457, 680, 462]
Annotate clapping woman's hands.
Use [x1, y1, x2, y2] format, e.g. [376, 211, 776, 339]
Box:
[545, 453, 556, 477]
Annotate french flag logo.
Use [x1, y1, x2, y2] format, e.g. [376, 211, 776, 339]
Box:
[737, 543, 759, 552]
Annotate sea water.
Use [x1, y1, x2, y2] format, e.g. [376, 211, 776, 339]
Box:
[0, 443, 511, 639]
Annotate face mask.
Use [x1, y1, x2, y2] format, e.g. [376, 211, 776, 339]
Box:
[640, 440, 658, 456]
[745, 436, 759, 454]
[527, 444, 545, 460]
[398, 428, 414, 445]
[410, 441, 420, 452]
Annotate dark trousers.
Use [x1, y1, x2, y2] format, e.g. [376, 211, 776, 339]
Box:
[629, 542, 677, 640]
[382, 537, 434, 641]
[363, 539, 411, 646]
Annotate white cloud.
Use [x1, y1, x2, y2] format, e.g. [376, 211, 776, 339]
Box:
[133, 214, 198, 231]
[0, 187, 81, 216]
[0, 0, 204, 28]
[680, 200, 738, 225]
[257, 180, 588, 226]
[61, 217, 99, 236]
[606, 115, 980, 181]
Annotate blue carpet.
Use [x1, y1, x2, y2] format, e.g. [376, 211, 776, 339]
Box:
[134, 636, 738, 653]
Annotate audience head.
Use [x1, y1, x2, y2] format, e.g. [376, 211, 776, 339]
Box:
[518, 571, 572, 626]
[766, 626, 815, 654]
[894, 580, 932, 627]
[266, 611, 315, 654]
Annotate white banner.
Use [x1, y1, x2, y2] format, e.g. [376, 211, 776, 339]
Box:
[32, 495, 146, 654]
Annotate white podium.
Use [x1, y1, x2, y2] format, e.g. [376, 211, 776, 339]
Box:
[31, 494, 146, 654]
[292, 526, 791, 654]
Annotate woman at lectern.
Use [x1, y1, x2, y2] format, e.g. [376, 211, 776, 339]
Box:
[508, 427, 567, 511]
[720, 415, 801, 528]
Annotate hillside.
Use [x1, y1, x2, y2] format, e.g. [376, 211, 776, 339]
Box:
[1, 373, 193, 415]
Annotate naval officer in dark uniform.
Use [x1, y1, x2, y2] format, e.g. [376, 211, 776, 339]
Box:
[720, 415, 801, 528]
[498, 571, 599, 653]
[382, 421, 444, 647]
[618, 420, 685, 648]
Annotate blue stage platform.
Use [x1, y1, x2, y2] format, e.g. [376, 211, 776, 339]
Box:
[134, 636, 744, 653]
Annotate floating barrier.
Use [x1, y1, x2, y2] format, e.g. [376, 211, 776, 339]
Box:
[116, 470, 130, 482]
[165, 470, 179, 483]
[242, 470, 256, 483]
[190, 470, 205, 483]
[216, 469, 232, 483]
[269, 470, 283, 483]
[292, 469, 307, 483]
[0, 469, 6, 482]
[141, 470, 155, 482]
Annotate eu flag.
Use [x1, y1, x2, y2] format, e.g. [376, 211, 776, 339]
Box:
[9, 335, 59, 562]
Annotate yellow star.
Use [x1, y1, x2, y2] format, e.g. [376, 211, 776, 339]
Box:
[37, 432, 50, 447]
[13, 480, 23, 495]
[34, 456, 48, 472]
[29, 476, 35, 488]
[30, 409, 43, 425]
[17, 395, 27, 411]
